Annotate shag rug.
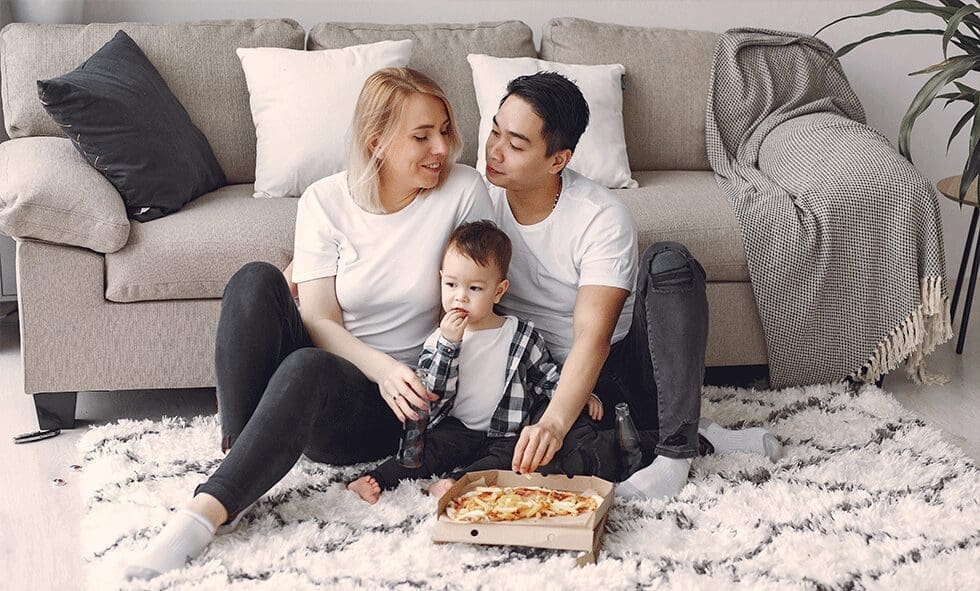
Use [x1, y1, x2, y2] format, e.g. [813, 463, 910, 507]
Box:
[77, 383, 980, 590]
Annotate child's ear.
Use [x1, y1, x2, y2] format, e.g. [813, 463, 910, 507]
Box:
[494, 278, 510, 302]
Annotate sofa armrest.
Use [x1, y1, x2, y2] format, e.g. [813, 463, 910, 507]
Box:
[0, 137, 130, 252]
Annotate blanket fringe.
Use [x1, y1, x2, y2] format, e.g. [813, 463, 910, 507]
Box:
[849, 276, 954, 386]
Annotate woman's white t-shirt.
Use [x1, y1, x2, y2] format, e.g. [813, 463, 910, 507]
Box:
[490, 168, 637, 363]
[449, 315, 519, 431]
[291, 165, 494, 365]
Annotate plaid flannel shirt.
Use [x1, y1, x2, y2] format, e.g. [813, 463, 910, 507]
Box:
[418, 317, 561, 438]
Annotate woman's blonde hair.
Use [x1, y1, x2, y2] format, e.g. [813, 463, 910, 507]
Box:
[347, 67, 462, 213]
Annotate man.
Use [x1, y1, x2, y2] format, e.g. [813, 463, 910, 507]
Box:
[484, 72, 781, 499]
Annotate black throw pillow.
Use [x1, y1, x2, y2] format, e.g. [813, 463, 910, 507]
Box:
[37, 30, 226, 222]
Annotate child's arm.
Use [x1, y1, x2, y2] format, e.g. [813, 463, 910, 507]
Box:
[418, 329, 462, 414]
[522, 326, 563, 401]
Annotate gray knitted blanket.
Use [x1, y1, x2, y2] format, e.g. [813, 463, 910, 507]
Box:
[706, 28, 952, 388]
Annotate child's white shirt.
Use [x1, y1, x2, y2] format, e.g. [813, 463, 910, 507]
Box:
[448, 315, 519, 431]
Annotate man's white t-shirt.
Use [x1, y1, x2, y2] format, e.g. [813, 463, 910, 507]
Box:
[292, 164, 493, 365]
[490, 168, 637, 363]
[446, 315, 519, 431]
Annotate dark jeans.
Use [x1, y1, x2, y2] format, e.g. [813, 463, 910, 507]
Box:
[194, 262, 403, 517]
[592, 241, 709, 460]
[368, 413, 625, 490]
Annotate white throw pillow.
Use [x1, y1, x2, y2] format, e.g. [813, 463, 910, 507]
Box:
[237, 40, 413, 198]
[467, 54, 637, 189]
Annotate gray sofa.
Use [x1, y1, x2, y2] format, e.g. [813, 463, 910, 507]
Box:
[0, 18, 766, 430]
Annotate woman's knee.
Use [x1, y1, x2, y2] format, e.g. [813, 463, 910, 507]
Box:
[221, 261, 291, 318]
[642, 242, 706, 291]
[224, 261, 288, 300]
[278, 347, 340, 383]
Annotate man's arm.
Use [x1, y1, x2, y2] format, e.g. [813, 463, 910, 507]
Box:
[511, 284, 629, 473]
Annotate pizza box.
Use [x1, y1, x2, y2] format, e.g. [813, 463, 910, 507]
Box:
[431, 470, 614, 565]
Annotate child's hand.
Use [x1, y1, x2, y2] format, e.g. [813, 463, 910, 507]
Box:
[440, 308, 469, 343]
[586, 395, 603, 421]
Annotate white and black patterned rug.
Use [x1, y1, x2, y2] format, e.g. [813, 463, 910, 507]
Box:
[77, 383, 980, 590]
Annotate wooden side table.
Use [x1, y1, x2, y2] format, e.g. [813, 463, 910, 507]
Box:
[936, 175, 980, 354]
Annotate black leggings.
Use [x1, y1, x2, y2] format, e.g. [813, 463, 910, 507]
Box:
[194, 262, 402, 516]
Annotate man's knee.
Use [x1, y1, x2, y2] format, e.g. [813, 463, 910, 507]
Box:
[642, 242, 705, 291]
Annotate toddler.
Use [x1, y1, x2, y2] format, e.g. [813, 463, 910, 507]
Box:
[347, 220, 603, 503]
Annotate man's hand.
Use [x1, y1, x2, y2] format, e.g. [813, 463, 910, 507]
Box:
[511, 417, 566, 474]
[440, 309, 468, 343]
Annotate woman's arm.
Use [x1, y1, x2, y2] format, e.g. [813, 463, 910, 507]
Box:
[283, 260, 299, 299]
[297, 276, 431, 421]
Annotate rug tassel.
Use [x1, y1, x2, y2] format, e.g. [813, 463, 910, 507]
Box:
[849, 276, 953, 386]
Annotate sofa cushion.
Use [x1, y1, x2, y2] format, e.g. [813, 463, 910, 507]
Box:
[307, 21, 536, 168]
[104, 184, 296, 302]
[468, 54, 636, 189]
[238, 40, 413, 199]
[617, 171, 748, 282]
[0, 19, 305, 184]
[0, 137, 130, 252]
[541, 18, 719, 172]
[38, 30, 226, 222]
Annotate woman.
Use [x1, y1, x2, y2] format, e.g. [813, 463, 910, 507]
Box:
[125, 68, 493, 580]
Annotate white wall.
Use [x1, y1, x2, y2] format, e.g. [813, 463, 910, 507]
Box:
[13, 1, 980, 310]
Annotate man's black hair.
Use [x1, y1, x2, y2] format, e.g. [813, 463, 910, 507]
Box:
[499, 71, 590, 157]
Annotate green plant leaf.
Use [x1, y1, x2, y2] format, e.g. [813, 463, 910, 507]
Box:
[833, 28, 945, 59]
[938, 0, 980, 35]
[910, 56, 964, 75]
[946, 104, 976, 151]
[958, 138, 980, 205]
[943, 5, 980, 57]
[955, 81, 979, 94]
[898, 55, 980, 160]
[939, 90, 976, 108]
[816, 1, 958, 37]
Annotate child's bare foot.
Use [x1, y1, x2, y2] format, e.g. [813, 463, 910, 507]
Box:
[426, 478, 456, 499]
[347, 476, 382, 504]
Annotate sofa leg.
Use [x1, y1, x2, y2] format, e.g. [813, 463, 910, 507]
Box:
[34, 392, 77, 430]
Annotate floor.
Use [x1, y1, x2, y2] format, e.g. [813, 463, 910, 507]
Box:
[0, 304, 977, 591]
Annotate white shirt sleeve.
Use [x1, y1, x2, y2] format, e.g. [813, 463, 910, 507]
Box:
[291, 186, 339, 283]
[577, 202, 637, 291]
[458, 168, 494, 224]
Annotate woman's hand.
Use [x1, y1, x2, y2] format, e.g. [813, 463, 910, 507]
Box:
[440, 309, 468, 343]
[378, 361, 438, 423]
[586, 395, 604, 421]
[511, 416, 566, 474]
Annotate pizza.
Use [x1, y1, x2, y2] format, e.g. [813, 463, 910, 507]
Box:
[445, 485, 603, 523]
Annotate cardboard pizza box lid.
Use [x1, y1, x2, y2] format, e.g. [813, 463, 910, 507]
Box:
[431, 470, 614, 561]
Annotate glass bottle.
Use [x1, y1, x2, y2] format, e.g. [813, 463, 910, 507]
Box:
[615, 402, 644, 479]
[396, 368, 431, 468]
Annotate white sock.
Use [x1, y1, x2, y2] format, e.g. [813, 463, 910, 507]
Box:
[698, 417, 783, 461]
[124, 509, 216, 580]
[615, 456, 692, 501]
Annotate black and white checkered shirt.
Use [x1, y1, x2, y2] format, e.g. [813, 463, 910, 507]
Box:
[418, 317, 561, 438]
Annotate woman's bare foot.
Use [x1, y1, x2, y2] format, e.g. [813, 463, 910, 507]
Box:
[426, 478, 456, 499]
[347, 475, 382, 504]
